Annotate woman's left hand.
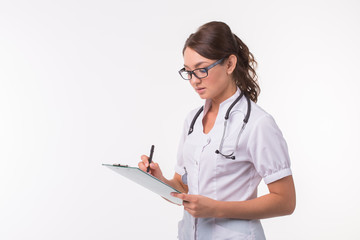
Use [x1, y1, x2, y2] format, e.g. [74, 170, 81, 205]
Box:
[171, 192, 218, 218]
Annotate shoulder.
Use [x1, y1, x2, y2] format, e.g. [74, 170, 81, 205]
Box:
[248, 101, 275, 125]
[246, 101, 284, 140]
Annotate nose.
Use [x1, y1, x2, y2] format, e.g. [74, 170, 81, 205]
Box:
[190, 74, 201, 84]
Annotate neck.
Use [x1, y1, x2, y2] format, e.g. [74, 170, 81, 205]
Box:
[210, 84, 237, 112]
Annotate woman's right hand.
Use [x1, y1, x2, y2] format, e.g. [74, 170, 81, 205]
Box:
[138, 155, 165, 181]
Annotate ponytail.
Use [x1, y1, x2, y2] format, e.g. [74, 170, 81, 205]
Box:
[232, 34, 260, 102]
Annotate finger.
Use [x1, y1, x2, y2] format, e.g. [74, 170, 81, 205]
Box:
[171, 193, 191, 202]
[150, 162, 159, 170]
[171, 192, 183, 199]
[138, 161, 147, 171]
[140, 155, 149, 167]
[182, 201, 191, 209]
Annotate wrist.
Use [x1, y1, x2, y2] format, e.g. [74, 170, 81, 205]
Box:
[213, 200, 223, 218]
[159, 175, 169, 184]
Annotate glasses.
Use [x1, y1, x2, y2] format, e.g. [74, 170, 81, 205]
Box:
[178, 58, 225, 80]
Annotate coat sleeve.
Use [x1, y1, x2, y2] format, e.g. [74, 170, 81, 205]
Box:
[247, 114, 292, 184]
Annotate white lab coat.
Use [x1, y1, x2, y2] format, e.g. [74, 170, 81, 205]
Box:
[175, 88, 292, 240]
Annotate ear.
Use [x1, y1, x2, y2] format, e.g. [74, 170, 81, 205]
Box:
[226, 54, 237, 75]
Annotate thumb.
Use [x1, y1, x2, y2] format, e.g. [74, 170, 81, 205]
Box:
[150, 162, 159, 169]
[171, 193, 191, 202]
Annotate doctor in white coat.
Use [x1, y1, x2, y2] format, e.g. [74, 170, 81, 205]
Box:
[139, 21, 296, 240]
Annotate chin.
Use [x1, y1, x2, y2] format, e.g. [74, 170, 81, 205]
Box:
[197, 93, 209, 100]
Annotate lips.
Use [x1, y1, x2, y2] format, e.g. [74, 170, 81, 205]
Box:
[195, 87, 206, 94]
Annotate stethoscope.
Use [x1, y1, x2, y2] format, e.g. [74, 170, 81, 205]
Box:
[187, 92, 251, 160]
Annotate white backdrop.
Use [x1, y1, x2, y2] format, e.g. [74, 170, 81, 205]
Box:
[1, 0, 359, 239]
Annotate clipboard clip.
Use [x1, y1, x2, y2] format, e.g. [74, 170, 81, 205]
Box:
[112, 164, 129, 167]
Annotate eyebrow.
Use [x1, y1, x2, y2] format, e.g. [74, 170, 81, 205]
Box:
[184, 61, 209, 69]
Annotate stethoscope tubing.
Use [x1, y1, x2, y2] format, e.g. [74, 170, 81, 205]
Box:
[188, 91, 251, 160]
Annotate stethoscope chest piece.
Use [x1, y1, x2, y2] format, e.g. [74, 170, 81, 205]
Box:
[215, 149, 236, 160]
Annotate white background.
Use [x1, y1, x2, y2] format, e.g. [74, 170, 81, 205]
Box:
[1, 0, 359, 239]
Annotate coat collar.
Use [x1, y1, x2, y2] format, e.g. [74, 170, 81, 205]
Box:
[203, 88, 242, 118]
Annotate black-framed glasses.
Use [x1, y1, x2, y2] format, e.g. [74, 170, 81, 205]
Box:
[178, 58, 225, 80]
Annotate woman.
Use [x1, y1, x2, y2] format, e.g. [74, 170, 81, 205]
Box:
[138, 21, 296, 240]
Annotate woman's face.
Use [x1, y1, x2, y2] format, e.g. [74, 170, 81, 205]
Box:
[183, 47, 236, 103]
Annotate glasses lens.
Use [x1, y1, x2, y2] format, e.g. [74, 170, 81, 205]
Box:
[193, 68, 208, 79]
[179, 69, 191, 80]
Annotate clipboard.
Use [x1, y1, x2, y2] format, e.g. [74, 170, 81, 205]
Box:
[102, 164, 182, 205]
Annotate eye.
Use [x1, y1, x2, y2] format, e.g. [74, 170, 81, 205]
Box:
[198, 68, 207, 73]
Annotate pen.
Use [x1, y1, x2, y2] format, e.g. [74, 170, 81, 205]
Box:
[147, 145, 155, 173]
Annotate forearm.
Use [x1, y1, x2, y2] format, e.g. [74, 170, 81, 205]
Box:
[215, 176, 296, 219]
[215, 192, 295, 219]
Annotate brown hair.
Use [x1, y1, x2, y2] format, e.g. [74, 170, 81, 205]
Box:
[183, 21, 260, 102]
